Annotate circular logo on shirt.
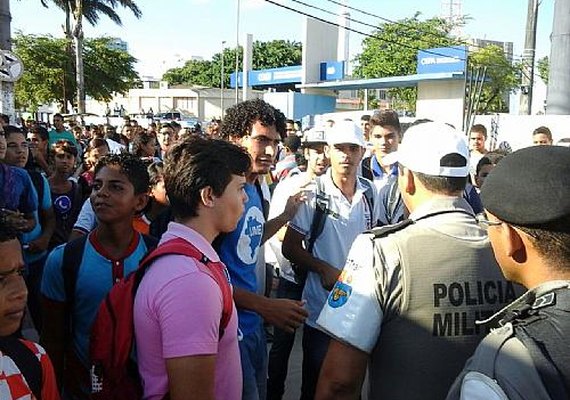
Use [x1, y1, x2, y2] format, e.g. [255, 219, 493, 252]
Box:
[328, 281, 352, 308]
[237, 206, 264, 265]
[54, 195, 72, 214]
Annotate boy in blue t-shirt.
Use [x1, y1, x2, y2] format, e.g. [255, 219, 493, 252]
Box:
[40, 153, 153, 398]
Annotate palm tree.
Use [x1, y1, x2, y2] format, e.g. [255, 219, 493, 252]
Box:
[41, 0, 142, 113]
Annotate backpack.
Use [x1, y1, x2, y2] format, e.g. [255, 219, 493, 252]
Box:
[292, 176, 375, 283]
[62, 234, 158, 320]
[89, 237, 234, 400]
[0, 337, 42, 400]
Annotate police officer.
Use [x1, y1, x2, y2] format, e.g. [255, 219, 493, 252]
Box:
[447, 145, 570, 400]
[314, 122, 518, 400]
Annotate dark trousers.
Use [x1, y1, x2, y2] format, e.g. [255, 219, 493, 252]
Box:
[267, 277, 303, 400]
[300, 324, 331, 400]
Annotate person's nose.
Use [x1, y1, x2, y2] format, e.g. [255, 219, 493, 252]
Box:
[265, 143, 276, 157]
[8, 275, 27, 303]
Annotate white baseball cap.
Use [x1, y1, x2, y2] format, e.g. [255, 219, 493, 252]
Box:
[303, 128, 327, 145]
[382, 122, 470, 177]
[326, 120, 365, 148]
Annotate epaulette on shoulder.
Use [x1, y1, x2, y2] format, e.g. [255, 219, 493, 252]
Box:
[367, 219, 414, 239]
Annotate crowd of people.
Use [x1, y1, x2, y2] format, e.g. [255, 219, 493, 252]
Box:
[0, 101, 568, 400]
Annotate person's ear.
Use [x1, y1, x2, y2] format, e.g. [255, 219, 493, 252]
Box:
[324, 145, 331, 159]
[134, 193, 149, 214]
[504, 225, 527, 263]
[200, 186, 215, 208]
[401, 167, 416, 196]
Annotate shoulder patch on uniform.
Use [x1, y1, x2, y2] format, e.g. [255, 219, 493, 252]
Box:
[532, 292, 556, 310]
[367, 219, 414, 238]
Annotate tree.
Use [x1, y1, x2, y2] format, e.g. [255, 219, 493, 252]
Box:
[163, 40, 302, 88]
[354, 13, 458, 110]
[537, 56, 549, 84]
[40, 0, 142, 113]
[468, 45, 521, 114]
[13, 33, 138, 112]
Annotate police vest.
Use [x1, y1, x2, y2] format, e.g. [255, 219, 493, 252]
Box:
[368, 213, 519, 400]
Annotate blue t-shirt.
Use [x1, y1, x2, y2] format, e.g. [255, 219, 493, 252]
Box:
[21, 173, 52, 264]
[41, 231, 151, 367]
[0, 164, 38, 214]
[217, 183, 265, 334]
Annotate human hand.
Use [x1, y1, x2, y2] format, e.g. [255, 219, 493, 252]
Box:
[28, 236, 50, 253]
[262, 298, 308, 333]
[283, 188, 309, 221]
[1, 209, 28, 232]
[319, 265, 341, 291]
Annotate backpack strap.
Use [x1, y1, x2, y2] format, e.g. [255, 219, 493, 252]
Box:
[28, 170, 45, 208]
[141, 234, 158, 251]
[62, 235, 89, 341]
[137, 238, 233, 335]
[357, 176, 375, 228]
[0, 337, 43, 400]
[307, 176, 329, 254]
[383, 176, 404, 224]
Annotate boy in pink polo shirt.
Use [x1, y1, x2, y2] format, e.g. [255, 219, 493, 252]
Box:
[134, 137, 251, 400]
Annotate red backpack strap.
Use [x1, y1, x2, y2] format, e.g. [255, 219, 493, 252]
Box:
[140, 238, 233, 335]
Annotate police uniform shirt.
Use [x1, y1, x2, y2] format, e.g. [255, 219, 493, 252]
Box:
[448, 281, 570, 400]
[316, 197, 490, 353]
[288, 169, 381, 328]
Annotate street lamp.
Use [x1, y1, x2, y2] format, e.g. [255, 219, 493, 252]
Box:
[221, 40, 226, 119]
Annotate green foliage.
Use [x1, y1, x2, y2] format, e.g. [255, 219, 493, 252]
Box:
[468, 45, 521, 113]
[13, 33, 139, 111]
[40, 0, 142, 26]
[537, 56, 549, 84]
[163, 40, 302, 88]
[354, 13, 458, 110]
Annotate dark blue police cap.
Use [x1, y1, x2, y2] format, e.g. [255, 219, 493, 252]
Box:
[481, 145, 570, 225]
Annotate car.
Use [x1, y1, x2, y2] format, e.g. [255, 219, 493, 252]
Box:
[154, 111, 200, 129]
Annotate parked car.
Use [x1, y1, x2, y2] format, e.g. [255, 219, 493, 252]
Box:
[154, 111, 200, 129]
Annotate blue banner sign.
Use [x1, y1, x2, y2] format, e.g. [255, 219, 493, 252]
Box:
[230, 65, 302, 88]
[417, 46, 467, 75]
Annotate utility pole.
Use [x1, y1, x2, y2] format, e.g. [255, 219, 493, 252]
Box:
[519, 0, 539, 115]
[235, 0, 240, 104]
[547, 0, 570, 114]
[0, 0, 14, 122]
[221, 40, 225, 118]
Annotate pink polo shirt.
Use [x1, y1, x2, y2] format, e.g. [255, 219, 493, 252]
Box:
[134, 222, 242, 400]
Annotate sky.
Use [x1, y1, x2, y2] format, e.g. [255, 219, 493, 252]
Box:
[10, 0, 555, 78]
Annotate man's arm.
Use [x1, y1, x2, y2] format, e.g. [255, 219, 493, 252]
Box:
[166, 355, 217, 400]
[29, 206, 55, 253]
[261, 189, 306, 244]
[315, 339, 368, 400]
[282, 226, 340, 290]
[233, 287, 307, 333]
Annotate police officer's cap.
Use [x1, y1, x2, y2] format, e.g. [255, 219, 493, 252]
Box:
[481, 145, 570, 225]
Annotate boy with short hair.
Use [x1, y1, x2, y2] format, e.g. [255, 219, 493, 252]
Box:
[47, 140, 85, 249]
[134, 136, 252, 400]
[41, 153, 154, 398]
[0, 223, 60, 400]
